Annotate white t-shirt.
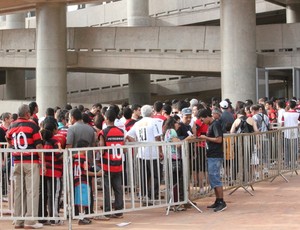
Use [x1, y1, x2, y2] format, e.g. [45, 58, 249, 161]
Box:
[277, 108, 285, 127]
[102, 118, 126, 135]
[283, 110, 299, 139]
[126, 117, 162, 159]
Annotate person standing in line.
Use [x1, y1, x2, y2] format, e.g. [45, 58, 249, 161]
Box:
[131, 104, 142, 121]
[29, 101, 39, 126]
[282, 99, 300, 168]
[6, 104, 44, 229]
[66, 108, 96, 215]
[126, 105, 163, 205]
[198, 109, 227, 212]
[99, 109, 125, 219]
[219, 100, 234, 133]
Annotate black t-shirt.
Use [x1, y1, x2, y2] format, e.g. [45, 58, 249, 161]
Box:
[206, 120, 223, 158]
[176, 122, 192, 140]
[0, 127, 6, 142]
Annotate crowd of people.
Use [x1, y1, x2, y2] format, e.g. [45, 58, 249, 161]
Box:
[1, 95, 299, 228]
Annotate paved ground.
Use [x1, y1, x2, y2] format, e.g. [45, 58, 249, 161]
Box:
[2, 171, 300, 230]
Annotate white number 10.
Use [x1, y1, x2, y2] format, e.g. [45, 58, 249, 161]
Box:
[12, 132, 28, 149]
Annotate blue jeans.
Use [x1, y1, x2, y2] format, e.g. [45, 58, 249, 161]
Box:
[207, 158, 223, 189]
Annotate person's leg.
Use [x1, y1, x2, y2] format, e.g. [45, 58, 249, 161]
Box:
[39, 176, 48, 223]
[13, 164, 25, 227]
[111, 172, 124, 212]
[103, 172, 111, 212]
[152, 159, 159, 200]
[24, 163, 40, 226]
[138, 158, 146, 198]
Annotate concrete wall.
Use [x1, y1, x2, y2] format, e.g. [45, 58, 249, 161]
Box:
[24, 0, 283, 28]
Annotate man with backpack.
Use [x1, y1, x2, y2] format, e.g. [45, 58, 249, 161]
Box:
[251, 104, 270, 177]
[230, 108, 259, 182]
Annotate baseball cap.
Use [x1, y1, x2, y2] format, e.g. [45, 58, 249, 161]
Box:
[182, 107, 192, 115]
[189, 98, 198, 107]
[219, 100, 229, 109]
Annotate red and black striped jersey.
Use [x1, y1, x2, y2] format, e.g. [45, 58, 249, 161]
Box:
[6, 118, 42, 164]
[73, 152, 89, 186]
[124, 119, 136, 132]
[43, 138, 63, 178]
[53, 133, 66, 149]
[100, 126, 124, 173]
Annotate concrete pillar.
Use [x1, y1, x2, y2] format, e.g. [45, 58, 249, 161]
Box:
[286, 0, 300, 23]
[127, 0, 150, 26]
[220, 0, 256, 104]
[128, 73, 151, 105]
[5, 13, 26, 100]
[127, 0, 151, 105]
[36, 3, 67, 116]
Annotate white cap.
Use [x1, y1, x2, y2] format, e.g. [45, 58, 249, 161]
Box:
[190, 98, 198, 108]
[219, 100, 228, 109]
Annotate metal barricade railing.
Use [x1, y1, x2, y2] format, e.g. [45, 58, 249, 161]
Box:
[0, 148, 68, 225]
[0, 127, 299, 228]
[67, 141, 192, 222]
[187, 126, 299, 200]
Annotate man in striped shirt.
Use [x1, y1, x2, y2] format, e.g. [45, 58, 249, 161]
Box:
[6, 104, 44, 229]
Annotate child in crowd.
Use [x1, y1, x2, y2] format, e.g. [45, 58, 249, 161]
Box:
[73, 139, 102, 225]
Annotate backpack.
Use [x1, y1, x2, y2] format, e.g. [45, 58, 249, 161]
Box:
[236, 116, 250, 134]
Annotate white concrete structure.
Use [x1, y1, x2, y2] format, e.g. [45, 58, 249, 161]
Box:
[0, 0, 299, 112]
[221, 0, 256, 103]
[36, 3, 67, 115]
[5, 13, 26, 100]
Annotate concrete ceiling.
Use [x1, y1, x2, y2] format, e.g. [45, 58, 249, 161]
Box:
[0, 0, 103, 14]
[265, 0, 298, 7]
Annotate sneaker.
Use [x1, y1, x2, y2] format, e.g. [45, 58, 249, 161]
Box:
[24, 223, 43, 229]
[51, 220, 64, 226]
[199, 188, 205, 195]
[175, 205, 186, 211]
[111, 214, 123, 219]
[93, 215, 110, 221]
[214, 201, 227, 212]
[263, 168, 269, 178]
[207, 201, 218, 209]
[78, 218, 92, 225]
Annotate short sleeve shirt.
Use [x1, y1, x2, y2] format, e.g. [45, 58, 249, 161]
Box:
[206, 120, 223, 158]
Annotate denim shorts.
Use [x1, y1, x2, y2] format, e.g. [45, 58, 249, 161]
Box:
[207, 158, 223, 189]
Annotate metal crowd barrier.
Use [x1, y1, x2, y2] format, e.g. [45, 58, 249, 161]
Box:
[0, 148, 69, 224]
[67, 141, 195, 221]
[0, 127, 299, 229]
[187, 126, 299, 200]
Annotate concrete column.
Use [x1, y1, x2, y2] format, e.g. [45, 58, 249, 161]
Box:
[36, 3, 67, 116]
[5, 13, 26, 100]
[6, 70, 25, 99]
[128, 73, 151, 105]
[286, 0, 300, 23]
[127, 0, 150, 26]
[127, 0, 151, 105]
[221, 0, 256, 104]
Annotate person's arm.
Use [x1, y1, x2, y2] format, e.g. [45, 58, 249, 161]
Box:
[191, 123, 197, 136]
[66, 127, 74, 149]
[99, 135, 105, 147]
[126, 135, 136, 142]
[200, 135, 222, 143]
[154, 135, 164, 160]
[251, 118, 259, 132]
[230, 119, 239, 134]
